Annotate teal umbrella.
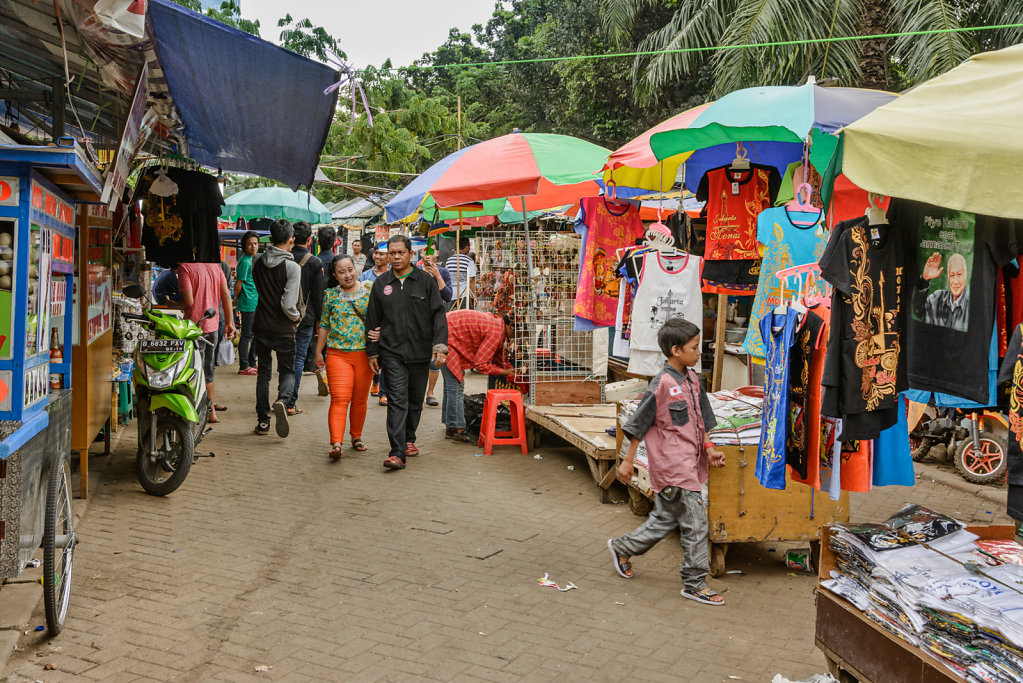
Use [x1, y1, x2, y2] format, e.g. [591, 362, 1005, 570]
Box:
[222, 187, 332, 223]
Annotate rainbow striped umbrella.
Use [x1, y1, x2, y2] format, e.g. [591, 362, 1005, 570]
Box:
[385, 132, 610, 223]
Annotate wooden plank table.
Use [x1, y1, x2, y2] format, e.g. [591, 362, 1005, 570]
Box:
[524, 404, 618, 503]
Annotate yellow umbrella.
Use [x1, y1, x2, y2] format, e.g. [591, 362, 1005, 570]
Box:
[842, 44, 1023, 220]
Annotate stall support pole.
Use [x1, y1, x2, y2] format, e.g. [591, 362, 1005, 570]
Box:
[521, 197, 538, 405]
[712, 293, 727, 392]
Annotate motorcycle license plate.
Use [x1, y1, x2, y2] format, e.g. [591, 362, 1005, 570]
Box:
[140, 339, 187, 353]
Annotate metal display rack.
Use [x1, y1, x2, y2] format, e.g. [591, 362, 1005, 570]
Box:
[476, 229, 605, 405]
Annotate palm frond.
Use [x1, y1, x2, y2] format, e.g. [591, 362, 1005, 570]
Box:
[631, 0, 736, 103]
[714, 0, 862, 94]
[978, 0, 1023, 52]
[599, 0, 659, 46]
[889, 0, 976, 84]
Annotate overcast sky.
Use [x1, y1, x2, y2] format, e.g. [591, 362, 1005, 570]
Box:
[241, 0, 499, 69]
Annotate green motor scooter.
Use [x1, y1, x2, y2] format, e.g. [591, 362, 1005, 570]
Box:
[122, 284, 215, 496]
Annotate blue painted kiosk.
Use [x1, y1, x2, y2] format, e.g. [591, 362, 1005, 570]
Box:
[0, 140, 103, 635]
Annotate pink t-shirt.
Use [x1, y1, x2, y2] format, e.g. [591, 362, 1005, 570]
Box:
[176, 262, 225, 333]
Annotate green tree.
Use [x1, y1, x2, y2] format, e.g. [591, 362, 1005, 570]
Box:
[277, 14, 346, 62]
[600, 0, 1023, 97]
[171, 1, 261, 36]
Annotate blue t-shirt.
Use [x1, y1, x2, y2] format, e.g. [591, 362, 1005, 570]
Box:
[756, 307, 801, 490]
[742, 207, 828, 358]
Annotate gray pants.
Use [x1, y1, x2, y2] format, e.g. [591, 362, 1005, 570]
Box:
[612, 488, 710, 591]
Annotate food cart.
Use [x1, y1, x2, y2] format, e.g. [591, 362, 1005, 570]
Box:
[0, 140, 102, 634]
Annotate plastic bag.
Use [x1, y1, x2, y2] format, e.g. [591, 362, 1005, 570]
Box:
[218, 338, 235, 366]
[463, 393, 512, 441]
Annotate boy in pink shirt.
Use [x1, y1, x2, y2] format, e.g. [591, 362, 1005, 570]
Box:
[607, 317, 727, 606]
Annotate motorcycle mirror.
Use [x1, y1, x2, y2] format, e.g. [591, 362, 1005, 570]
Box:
[123, 284, 146, 298]
[203, 308, 217, 319]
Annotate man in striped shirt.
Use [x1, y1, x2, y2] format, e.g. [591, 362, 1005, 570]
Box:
[445, 237, 476, 310]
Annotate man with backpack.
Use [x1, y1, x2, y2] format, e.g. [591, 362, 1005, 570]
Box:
[252, 219, 303, 437]
[285, 221, 324, 415]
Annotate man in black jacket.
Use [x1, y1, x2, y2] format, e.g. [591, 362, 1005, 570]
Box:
[367, 235, 448, 470]
[286, 221, 324, 415]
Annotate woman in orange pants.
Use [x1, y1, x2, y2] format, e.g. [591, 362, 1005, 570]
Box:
[316, 255, 373, 460]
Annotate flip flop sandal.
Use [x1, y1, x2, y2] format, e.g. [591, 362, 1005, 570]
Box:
[607, 539, 633, 579]
[351, 439, 368, 452]
[287, 407, 304, 416]
[378, 397, 388, 406]
[208, 415, 221, 424]
[680, 587, 725, 606]
[213, 404, 228, 412]
[405, 442, 420, 457]
[329, 446, 343, 461]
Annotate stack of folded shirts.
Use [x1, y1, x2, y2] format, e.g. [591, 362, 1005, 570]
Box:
[822, 504, 1023, 681]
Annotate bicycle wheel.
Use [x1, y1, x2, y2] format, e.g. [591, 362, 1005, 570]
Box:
[43, 456, 75, 635]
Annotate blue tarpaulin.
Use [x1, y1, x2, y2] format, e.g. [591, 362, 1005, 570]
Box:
[148, 0, 338, 190]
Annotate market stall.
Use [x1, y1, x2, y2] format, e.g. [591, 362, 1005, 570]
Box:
[817, 506, 1022, 681]
[0, 140, 101, 634]
[72, 203, 114, 498]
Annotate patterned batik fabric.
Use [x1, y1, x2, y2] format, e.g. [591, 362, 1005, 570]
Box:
[756, 307, 802, 490]
[997, 322, 1023, 493]
[820, 217, 909, 441]
[786, 308, 825, 480]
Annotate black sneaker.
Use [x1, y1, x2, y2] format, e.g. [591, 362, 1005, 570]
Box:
[254, 421, 270, 435]
[445, 427, 456, 438]
[272, 400, 289, 438]
[451, 431, 474, 443]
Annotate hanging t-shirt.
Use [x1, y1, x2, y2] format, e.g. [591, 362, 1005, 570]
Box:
[890, 200, 1022, 404]
[840, 438, 872, 493]
[696, 163, 780, 261]
[757, 307, 802, 490]
[819, 418, 842, 500]
[742, 206, 829, 358]
[872, 395, 916, 487]
[786, 306, 826, 480]
[137, 167, 224, 268]
[820, 217, 908, 441]
[574, 197, 644, 327]
[627, 250, 703, 376]
[791, 305, 830, 489]
[997, 323, 1023, 520]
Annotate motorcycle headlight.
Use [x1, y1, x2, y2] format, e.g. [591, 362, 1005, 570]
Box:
[149, 369, 172, 389]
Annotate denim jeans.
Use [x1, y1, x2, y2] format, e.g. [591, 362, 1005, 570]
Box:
[440, 364, 465, 429]
[254, 335, 296, 423]
[238, 311, 257, 370]
[288, 325, 315, 408]
[381, 358, 429, 461]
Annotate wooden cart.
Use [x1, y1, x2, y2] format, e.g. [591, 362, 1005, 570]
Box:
[620, 439, 850, 576]
[524, 404, 618, 503]
[815, 524, 1014, 682]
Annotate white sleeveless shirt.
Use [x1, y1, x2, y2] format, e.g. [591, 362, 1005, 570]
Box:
[627, 250, 703, 375]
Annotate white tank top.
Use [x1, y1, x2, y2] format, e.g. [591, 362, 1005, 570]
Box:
[627, 251, 702, 375]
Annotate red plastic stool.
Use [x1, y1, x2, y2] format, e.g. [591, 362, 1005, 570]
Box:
[478, 389, 528, 455]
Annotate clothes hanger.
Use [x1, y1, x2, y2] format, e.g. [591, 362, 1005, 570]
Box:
[730, 142, 750, 170]
[866, 192, 889, 226]
[786, 182, 823, 227]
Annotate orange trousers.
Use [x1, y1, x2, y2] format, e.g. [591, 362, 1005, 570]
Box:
[325, 349, 373, 444]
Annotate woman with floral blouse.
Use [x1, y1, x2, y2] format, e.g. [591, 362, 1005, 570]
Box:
[316, 255, 373, 460]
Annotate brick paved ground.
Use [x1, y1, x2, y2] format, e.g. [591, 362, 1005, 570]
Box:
[2, 371, 1013, 682]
